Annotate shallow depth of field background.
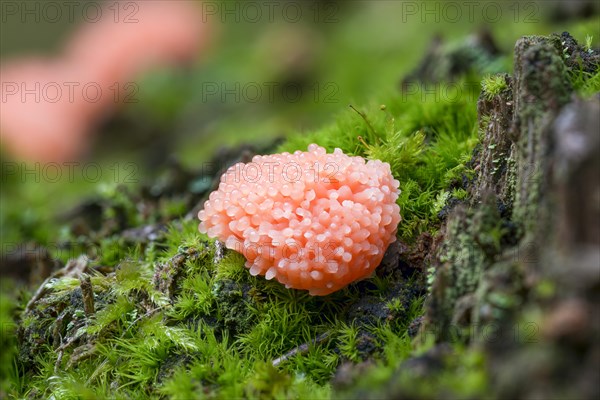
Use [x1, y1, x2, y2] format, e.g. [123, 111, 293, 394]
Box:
[1, 0, 598, 268]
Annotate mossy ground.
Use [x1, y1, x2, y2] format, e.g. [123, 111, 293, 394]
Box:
[1, 69, 484, 400]
[1, 4, 599, 399]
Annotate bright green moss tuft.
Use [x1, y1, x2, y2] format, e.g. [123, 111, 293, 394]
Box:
[574, 69, 600, 97]
[481, 74, 509, 100]
[337, 323, 362, 362]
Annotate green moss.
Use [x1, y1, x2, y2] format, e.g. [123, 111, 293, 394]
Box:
[215, 251, 247, 282]
[8, 232, 427, 399]
[0, 281, 20, 396]
[333, 342, 488, 399]
[337, 323, 362, 362]
[573, 69, 600, 97]
[481, 74, 509, 100]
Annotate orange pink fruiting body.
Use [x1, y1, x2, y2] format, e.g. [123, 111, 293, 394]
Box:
[198, 144, 401, 295]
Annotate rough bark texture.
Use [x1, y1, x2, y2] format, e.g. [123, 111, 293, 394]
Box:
[419, 32, 599, 399]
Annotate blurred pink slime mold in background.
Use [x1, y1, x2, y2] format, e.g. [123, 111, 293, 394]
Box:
[65, 0, 208, 94]
[0, 0, 210, 163]
[0, 59, 94, 163]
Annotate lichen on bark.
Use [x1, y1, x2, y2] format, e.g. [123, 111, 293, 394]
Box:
[415, 32, 599, 399]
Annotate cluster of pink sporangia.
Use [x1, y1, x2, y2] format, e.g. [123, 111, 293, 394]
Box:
[198, 144, 401, 295]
